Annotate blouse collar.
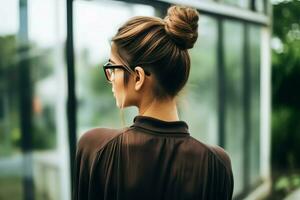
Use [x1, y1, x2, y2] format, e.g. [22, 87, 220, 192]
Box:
[130, 115, 189, 135]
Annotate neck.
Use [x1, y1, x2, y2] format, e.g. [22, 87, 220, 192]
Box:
[138, 97, 179, 122]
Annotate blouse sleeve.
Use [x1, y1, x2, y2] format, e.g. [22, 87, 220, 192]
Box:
[72, 128, 124, 200]
[208, 145, 234, 200]
[72, 129, 97, 200]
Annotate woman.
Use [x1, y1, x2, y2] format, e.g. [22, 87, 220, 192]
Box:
[73, 5, 234, 200]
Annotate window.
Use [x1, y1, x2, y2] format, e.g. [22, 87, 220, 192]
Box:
[0, 0, 269, 199]
[0, 0, 69, 199]
[222, 0, 250, 9]
[74, 1, 157, 137]
[179, 15, 219, 145]
[223, 20, 245, 195]
[249, 25, 261, 186]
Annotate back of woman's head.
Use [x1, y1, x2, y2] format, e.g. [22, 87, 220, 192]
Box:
[112, 5, 199, 100]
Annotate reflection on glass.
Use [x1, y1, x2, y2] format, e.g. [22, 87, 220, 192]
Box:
[178, 16, 218, 145]
[255, 0, 265, 13]
[74, 0, 156, 136]
[0, 0, 69, 199]
[0, 1, 24, 199]
[223, 0, 249, 9]
[0, 36, 23, 200]
[224, 20, 245, 195]
[249, 25, 261, 186]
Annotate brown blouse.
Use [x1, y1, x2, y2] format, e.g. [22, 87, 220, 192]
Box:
[73, 115, 234, 200]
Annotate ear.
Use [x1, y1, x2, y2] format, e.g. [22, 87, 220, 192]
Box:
[134, 66, 146, 91]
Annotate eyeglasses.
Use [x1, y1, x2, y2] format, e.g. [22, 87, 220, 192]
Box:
[102, 61, 150, 83]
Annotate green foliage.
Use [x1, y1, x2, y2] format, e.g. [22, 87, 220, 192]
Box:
[0, 34, 58, 154]
[0, 35, 20, 156]
[272, 0, 300, 170]
[272, 0, 300, 110]
[274, 173, 300, 194]
[269, 0, 300, 198]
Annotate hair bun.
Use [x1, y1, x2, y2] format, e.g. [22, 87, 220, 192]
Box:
[164, 5, 199, 50]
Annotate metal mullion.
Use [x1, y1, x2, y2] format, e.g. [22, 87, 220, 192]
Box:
[156, 0, 270, 26]
[18, 0, 35, 199]
[250, 0, 256, 11]
[109, 0, 270, 25]
[243, 23, 251, 192]
[217, 17, 225, 148]
[66, 0, 77, 196]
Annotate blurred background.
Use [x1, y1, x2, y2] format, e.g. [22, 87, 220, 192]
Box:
[0, 0, 299, 199]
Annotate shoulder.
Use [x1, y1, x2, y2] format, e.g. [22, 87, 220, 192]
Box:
[187, 137, 234, 197]
[188, 137, 232, 172]
[77, 127, 129, 154]
[208, 145, 232, 172]
[208, 145, 234, 197]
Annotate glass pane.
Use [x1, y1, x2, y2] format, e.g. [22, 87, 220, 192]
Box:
[223, 20, 245, 195]
[179, 15, 218, 145]
[74, 1, 157, 137]
[0, 0, 69, 199]
[255, 0, 265, 13]
[27, 0, 69, 199]
[223, 0, 249, 9]
[249, 25, 261, 186]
